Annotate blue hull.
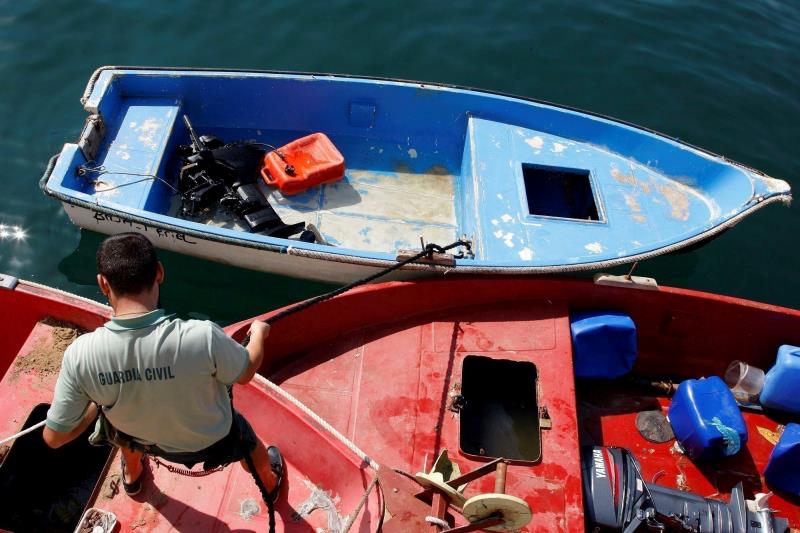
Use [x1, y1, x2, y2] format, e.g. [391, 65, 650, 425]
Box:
[42, 67, 791, 279]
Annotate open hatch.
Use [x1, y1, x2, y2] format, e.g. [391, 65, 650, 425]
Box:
[0, 404, 113, 533]
[459, 355, 542, 463]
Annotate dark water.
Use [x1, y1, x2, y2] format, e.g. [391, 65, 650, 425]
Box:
[0, 1, 798, 322]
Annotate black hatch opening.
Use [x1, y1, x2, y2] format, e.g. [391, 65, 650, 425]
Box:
[459, 355, 542, 463]
[0, 403, 113, 533]
[523, 163, 599, 221]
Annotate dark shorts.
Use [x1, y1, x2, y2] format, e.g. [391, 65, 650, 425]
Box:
[128, 411, 259, 470]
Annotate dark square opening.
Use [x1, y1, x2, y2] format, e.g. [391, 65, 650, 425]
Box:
[522, 164, 599, 221]
[0, 404, 113, 533]
[459, 355, 541, 462]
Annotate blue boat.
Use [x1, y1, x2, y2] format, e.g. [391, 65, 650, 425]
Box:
[41, 67, 791, 283]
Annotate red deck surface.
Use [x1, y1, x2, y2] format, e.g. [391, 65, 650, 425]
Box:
[271, 301, 584, 531]
[227, 276, 800, 532]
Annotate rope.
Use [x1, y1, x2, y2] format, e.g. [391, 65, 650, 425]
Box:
[242, 448, 276, 533]
[243, 238, 471, 345]
[425, 516, 450, 528]
[340, 474, 379, 533]
[254, 374, 380, 471]
[77, 164, 180, 194]
[0, 420, 45, 445]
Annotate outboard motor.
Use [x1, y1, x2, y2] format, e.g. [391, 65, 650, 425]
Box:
[177, 115, 307, 238]
[581, 446, 789, 533]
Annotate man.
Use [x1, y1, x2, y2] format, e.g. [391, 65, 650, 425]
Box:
[42, 232, 281, 503]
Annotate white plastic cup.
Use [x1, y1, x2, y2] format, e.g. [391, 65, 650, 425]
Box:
[724, 360, 765, 403]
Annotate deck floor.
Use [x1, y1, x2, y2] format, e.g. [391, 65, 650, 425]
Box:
[268, 167, 458, 252]
[271, 300, 585, 532]
[187, 167, 459, 254]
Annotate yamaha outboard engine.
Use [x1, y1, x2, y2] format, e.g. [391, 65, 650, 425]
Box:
[582, 446, 788, 533]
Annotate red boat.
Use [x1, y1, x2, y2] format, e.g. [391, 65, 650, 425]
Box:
[226, 276, 800, 532]
[0, 277, 381, 532]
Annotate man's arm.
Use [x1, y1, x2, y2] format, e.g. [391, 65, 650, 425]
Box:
[43, 402, 98, 449]
[237, 322, 270, 384]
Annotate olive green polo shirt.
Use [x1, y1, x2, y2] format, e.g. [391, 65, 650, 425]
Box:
[46, 309, 250, 453]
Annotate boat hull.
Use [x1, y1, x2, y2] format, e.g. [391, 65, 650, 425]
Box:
[41, 67, 791, 282]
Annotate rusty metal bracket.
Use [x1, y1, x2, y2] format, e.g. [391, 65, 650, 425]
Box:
[396, 249, 457, 267]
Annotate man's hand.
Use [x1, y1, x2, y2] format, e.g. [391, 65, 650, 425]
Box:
[237, 321, 270, 384]
[249, 321, 270, 341]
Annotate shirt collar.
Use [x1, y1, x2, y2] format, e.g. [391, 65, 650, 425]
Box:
[104, 309, 174, 332]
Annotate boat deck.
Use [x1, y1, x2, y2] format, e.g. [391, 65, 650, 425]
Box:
[271, 300, 585, 531]
[260, 286, 800, 532]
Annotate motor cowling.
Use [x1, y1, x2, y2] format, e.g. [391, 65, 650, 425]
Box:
[581, 446, 789, 533]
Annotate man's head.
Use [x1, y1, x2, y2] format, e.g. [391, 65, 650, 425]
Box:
[96, 233, 164, 303]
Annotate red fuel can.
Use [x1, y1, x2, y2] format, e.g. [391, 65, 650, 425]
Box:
[260, 133, 345, 195]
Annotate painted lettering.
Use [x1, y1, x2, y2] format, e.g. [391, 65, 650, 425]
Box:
[92, 210, 196, 245]
[145, 368, 153, 381]
[593, 449, 607, 479]
[98, 372, 105, 385]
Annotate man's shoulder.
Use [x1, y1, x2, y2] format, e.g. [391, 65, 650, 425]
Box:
[167, 318, 221, 346]
[66, 327, 110, 353]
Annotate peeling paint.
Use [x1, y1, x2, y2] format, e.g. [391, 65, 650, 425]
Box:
[525, 136, 544, 150]
[611, 165, 637, 186]
[491, 219, 499, 226]
[519, 247, 534, 260]
[493, 229, 503, 238]
[656, 183, 690, 221]
[136, 118, 162, 150]
[624, 194, 641, 213]
[552, 142, 566, 153]
[632, 214, 647, 223]
[503, 232, 515, 247]
[500, 214, 513, 223]
[497, 193, 503, 200]
[408, 148, 418, 159]
[585, 242, 603, 254]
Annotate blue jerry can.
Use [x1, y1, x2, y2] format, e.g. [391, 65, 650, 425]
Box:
[760, 345, 800, 415]
[668, 376, 748, 461]
[570, 311, 636, 379]
[765, 423, 800, 497]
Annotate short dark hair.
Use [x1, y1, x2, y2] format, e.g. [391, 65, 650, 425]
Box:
[96, 233, 159, 295]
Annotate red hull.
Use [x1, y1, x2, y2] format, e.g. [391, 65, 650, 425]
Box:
[228, 277, 800, 531]
[0, 281, 381, 532]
